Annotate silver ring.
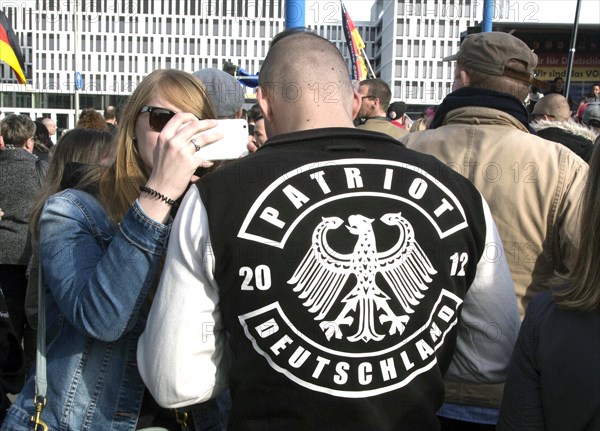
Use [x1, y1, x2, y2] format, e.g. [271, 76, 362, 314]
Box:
[191, 139, 201, 152]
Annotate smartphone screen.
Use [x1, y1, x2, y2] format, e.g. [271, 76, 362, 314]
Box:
[196, 119, 249, 161]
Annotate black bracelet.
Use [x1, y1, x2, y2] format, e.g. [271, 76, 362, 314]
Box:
[139, 185, 176, 206]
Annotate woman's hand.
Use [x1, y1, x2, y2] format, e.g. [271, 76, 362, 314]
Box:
[139, 113, 222, 223]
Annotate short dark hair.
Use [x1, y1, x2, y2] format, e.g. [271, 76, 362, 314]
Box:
[34, 121, 53, 148]
[359, 78, 392, 110]
[104, 105, 117, 121]
[248, 103, 263, 122]
[0, 114, 35, 147]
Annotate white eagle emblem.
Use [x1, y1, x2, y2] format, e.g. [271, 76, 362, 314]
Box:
[287, 213, 437, 343]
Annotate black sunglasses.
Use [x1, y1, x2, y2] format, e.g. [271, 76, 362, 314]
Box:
[139, 106, 176, 132]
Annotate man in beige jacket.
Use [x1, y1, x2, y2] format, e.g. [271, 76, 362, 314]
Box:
[356, 78, 408, 140]
[401, 31, 588, 429]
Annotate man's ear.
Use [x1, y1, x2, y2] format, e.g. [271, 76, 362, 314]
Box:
[372, 96, 381, 110]
[458, 69, 471, 87]
[351, 90, 362, 120]
[24, 137, 34, 153]
[257, 86, 273, 122]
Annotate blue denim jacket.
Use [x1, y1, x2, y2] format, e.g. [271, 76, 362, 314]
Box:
[2, 189, 171, 431]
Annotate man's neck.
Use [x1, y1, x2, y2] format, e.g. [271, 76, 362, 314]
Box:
[365, 115, 390, 122]
[369, 108, 387, 119]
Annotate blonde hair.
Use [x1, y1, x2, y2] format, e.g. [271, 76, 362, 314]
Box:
[554, 140, 600, 311]
[96, 69, 217, 223]
[409, 118, 428, 132]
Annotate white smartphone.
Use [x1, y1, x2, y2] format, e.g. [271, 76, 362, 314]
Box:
[196, 119, 249, 161]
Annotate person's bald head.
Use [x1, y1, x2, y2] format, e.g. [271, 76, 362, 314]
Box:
[532, 94, 572, 122]
[257, 30, 359, 136]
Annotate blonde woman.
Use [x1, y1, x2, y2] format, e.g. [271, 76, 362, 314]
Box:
[2, 69, 223, 431]
[409, 117, 428, 133]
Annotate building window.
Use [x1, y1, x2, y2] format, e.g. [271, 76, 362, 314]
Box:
[395, 59, 402, 77]
[394, 81, 402, 99]
[396, 18, 404, 34]
[398, 0, 405, 15]
[396, 39, 403, 56]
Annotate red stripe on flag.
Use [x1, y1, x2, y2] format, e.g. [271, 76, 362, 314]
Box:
[341, 2, 369, 81]
[0, 11, 27, 84]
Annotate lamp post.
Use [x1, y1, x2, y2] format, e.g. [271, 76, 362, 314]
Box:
[482, 0, 494, 32]
[73, 0, 80, 127]
[564, 0, 583, 99]
[285, 0, 305, 30]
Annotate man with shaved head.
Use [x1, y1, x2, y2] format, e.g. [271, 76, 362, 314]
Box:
[531, 94, 596, 162]
[256, 29, 358, 136]
[139, 30, 518, 430]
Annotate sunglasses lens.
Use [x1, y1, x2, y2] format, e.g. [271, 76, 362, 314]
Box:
[149, 109, 175, 131]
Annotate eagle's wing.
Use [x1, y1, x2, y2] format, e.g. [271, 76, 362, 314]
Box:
[378, 213, 437, 314]
[288, 217, 353, 320]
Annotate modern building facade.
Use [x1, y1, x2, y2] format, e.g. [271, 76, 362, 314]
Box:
[1, 0, 596, 129]
[1, 0, 289, 129]
[373, 0, 480, 106]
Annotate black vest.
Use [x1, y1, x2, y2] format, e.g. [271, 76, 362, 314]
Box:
[198, 128, 487, 431]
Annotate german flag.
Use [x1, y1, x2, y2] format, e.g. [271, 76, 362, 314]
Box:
[341, 1, 369, 81]
[0, 11, 27, 84]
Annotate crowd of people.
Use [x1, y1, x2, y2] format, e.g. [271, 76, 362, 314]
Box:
[1, 29, 599, 431]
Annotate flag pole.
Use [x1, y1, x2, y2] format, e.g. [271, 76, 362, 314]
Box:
[340, 0, 372, 80]
[564, 0, 583, 100]
[361, 48, 376, 79]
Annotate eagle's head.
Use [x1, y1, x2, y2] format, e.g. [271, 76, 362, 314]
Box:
[346, 214, 375, 235]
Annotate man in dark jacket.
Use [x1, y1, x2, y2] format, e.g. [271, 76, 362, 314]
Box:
[139, 30, 519, 431]
[0, 114, 46, 373]
[531, 93, 597, 162]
